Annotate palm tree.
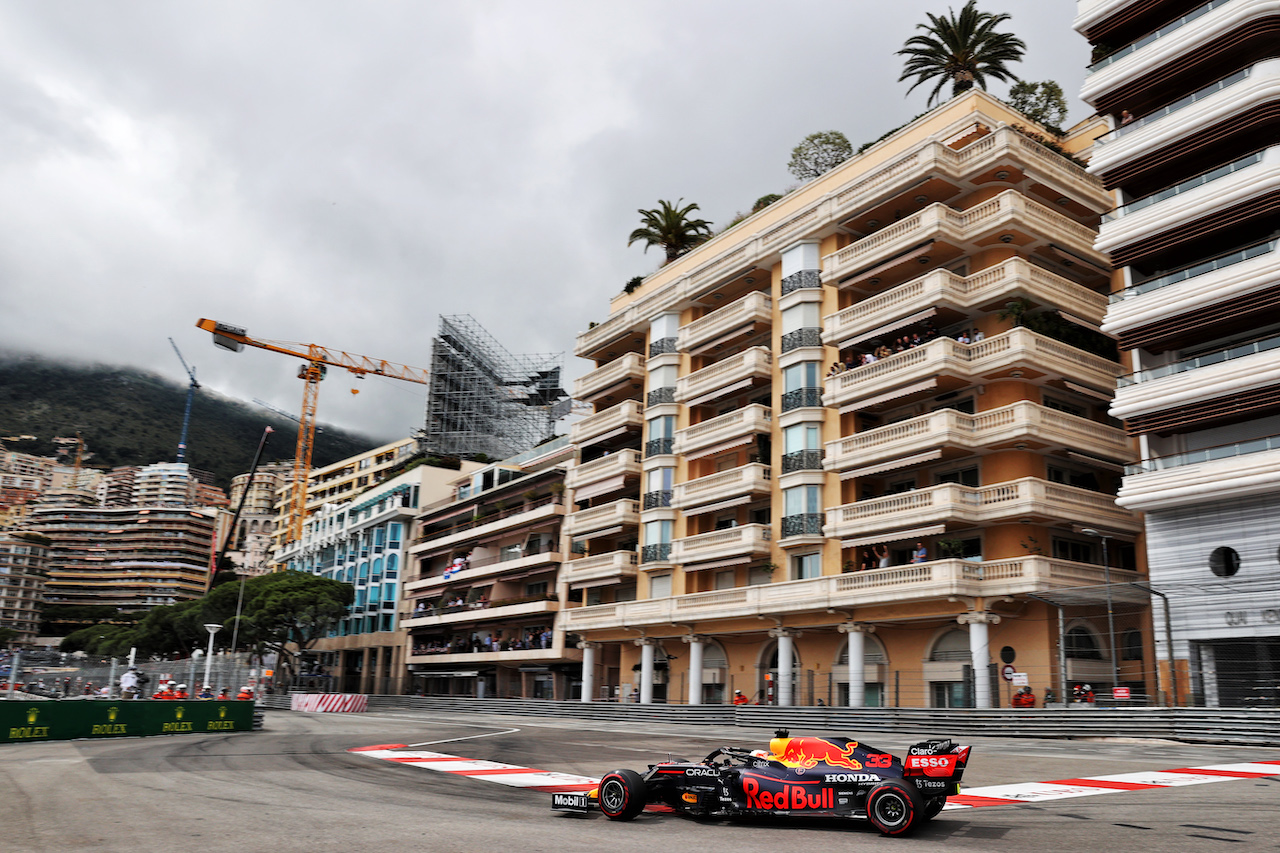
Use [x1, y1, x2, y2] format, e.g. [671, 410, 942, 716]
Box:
[897, 1, 1025, 106]
[628, 199, 714, 264]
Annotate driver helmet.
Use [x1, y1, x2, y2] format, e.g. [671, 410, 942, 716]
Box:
[1082, 684, 1092, 691]
[178, 684, 187, 689]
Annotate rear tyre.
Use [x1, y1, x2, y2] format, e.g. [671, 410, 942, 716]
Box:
[922, 795, 946, 821]
[865, 779, 924, 836]
[597, 769, 647, 821]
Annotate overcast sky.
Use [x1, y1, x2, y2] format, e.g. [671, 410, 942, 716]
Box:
[0, 1, 1091, 445]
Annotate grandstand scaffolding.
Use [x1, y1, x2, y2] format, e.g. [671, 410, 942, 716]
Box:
[420, 315, 569, 460]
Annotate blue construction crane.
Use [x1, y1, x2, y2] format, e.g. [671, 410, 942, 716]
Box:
[169, 338, 200, 463]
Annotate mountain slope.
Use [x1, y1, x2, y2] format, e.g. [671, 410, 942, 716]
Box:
[0, 353, 383, 489]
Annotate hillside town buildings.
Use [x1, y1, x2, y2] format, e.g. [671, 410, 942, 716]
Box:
[1077, 0, 1280, 706]
[0, 531, 48, 645]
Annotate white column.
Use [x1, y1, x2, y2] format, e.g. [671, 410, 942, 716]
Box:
[771, 628, 795, 707]
[638, 640, 655, 704]
[579, 642, 596, 703]
[839, 623, 874, 708]
[958, 612, 1001, 709]
[684, 636, 705, 705]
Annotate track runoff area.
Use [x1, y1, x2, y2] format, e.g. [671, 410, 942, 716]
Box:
[349, 741, 1280, 812]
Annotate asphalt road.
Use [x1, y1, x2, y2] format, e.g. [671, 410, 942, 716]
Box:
[2, 709, 1277, 852]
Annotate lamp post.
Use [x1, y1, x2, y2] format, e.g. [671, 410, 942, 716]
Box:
[1080, 528, 1119, 692]
[203, 623, 222, 689]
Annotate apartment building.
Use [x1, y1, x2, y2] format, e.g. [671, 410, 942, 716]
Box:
[1078, 0, 1280, 706]
[0, 531, 48, 645]
[403, 437, 580, 699]
[226, 461, 293, 575]
[283, 456, 479, 693]
[29, 501, 222, 608]
[270, 438, 417, 554]
[565, 90, 1149, 708]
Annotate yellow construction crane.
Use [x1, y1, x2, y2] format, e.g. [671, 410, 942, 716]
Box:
[195, 318, 431, 545]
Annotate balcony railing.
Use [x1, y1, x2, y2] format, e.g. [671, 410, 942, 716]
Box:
[641, 543, 672, 563]
[677, 291, 772, 353]
[1087, 0, 1230, 74]
[675, 346, 772, 405]
[643, 490, 673, 509]
[562, 550, 639, 586]
[781, 387, 823, 412]
[564, 499, 641, 537]
[672, 463, 771, 509]
[560, 556, 1141, 631]
[573, 351, 644, 400]
[1118, 332, 1280, 387]
[570, 399, 643, 446]
[674, 404, 772, 456]
[1127, 434, 1280, 475]
[647, 386, 676, 407]
[1110, 238, 1277, 303]
[781, 449, 824, 474]
[1097, 67, 1250, 146]
[670, 523, 772, 564]
[826, 477, 1138, 538]
[780, 269, 821, 296]
[566, 448, 642, 491]
[780, 513, 824, 538]
[648, 337, 678, 357]
[825, 257, 1106, 345]
[781, 328, 823, 353]
[645, 437, 674, 458]
[1104, 151, 1265, 222]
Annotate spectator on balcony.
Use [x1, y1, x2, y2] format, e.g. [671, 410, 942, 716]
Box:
[1120, 109, 1134, 125]
[874, 543, 891, 569]
[910, 542, 928, 563]
[828, 362, 842, 377]
[860, 549, 877, 572]
[956, 330, 971, 344]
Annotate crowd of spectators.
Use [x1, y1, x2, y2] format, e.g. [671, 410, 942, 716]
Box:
[412, 627, 555, 656]
[827, 324, 985, 376]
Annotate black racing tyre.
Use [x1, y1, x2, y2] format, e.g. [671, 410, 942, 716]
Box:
[597, 769, 647, 821]
[922, 795, 946, 821]
[865, 779, 925, 836]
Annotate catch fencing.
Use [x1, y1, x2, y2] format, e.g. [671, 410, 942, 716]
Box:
[2, 652, 261, 700]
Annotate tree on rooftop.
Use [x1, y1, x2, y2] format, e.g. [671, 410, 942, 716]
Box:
[897, 0, 1025, 106]
[628, 199, 713, 264]
[787, 131, 853, 181]
[1007, 80, 1068, 133]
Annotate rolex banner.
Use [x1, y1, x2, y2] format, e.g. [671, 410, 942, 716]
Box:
[1, 700, 256, 744]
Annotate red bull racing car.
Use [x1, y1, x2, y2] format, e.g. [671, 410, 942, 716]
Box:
[551, 730, 971, 837]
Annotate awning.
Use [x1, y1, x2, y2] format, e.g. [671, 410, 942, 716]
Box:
[1065, 450, 1126, 472]
[690, 323, 757, 356]
[573, 474, 628, 501]
[579, 424, 633, 447]
[571, 525, 623, 543]
[684, 433, 757, 461]
[683, 556, 754, 572]
[685, 378, 755, 408]
[840, 450, 943, 480]
[682, 495, 752, 517]
[570, 577, 628, 590]
[840, 524, 946, 549]
[839, 378, 937, 413]
[1047, 243, 1109, 276]
[838, 241, 935, 289]
[411, 670, 481, 677]
[1057, 310, 1105, 334]
[840, 308, 938, 349]
[1062, 380, 1114, 401]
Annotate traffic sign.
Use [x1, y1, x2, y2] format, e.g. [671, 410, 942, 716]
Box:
[1113, 687, 1131, 699]
[1001, 664, 1016, 681]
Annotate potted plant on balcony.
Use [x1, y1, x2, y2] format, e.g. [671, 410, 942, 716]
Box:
[938, 538, 967, 559]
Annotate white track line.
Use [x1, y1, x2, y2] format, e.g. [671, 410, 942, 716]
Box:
[349, 743, 1280, 808]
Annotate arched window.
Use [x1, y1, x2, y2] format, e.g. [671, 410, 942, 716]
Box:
[1065, 626, 1103, 660]
[1122, 629, 1143, 660]
[930, 629, 971, 661]
[385, 553, 399, 577]
[837, 636, 888, 666]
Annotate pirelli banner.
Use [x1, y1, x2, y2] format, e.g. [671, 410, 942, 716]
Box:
[1, 700, 255, 744]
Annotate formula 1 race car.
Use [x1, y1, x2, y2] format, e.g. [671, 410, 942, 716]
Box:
[551, 730, 971, 837]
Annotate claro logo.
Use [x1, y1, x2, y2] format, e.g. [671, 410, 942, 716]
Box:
[742, 777, 834, 810]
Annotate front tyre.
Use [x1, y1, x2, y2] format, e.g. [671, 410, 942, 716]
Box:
[866, 780, 924, 836]
[597, 769, 647, 821]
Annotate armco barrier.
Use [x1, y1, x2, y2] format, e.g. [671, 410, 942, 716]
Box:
[290, 693, 368, 713]
[1, 700, 256, 744]
[257, 694, 1280, 748]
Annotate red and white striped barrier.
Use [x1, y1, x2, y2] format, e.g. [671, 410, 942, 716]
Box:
[292, 693, 368, 713]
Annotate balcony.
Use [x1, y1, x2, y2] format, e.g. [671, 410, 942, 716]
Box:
[565, 449, 642, 492]
[672, 463, 772, 510]
[821, 191, 1102, 285]
[825, 477, 1139, 541]
[1090, 60, 1280, 178]
[562, 550, 639, 588]
[564, 498, 641, 538]
[405, 548, 563, 594]
[674, 403, 772, 458]
[1098, 148, 1279, 257]
[409, 497, 565, 555]
[677, 291, 773, 354]
[570, 399, 643, 448]
[1112, 334, 1280, 421]
[675, 346, 773, 407]
[824, 258, 1106, 348]
[669, 523, 773, 567]
[1119, 436, 1280, 510]
[824, 328, 1123, 412]
[400, 597, 560, 630]
[574, 352, 645, 403]
[560, 556, 1142, 631]
[826, 401, 1132, 474]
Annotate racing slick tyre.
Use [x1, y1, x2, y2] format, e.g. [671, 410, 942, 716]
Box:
[922, 795, 946, 822]
[865, 779, 925, 836]
[598, 769, 647, 821]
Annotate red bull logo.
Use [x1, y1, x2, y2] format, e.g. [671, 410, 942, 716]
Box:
[742, 776, 834, 810]
[769, 737, 863, 771]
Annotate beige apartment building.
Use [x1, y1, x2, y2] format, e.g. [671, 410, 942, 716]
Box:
[564, 90, 1151, 708]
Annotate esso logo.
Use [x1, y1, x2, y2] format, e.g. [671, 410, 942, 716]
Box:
[905, 754, 958, 776]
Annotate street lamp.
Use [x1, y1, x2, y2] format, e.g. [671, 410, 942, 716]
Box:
[203, 623, 222, 689]
[1080, 528, 1119, 692]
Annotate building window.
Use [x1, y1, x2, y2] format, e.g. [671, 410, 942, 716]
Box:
[649, 573, 672, 599]
[1210, 546, 1241, 578]
[1065, 627, 1103, 660]
[1053, 537, 1095, 564]
[792, 552, 821, 581]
